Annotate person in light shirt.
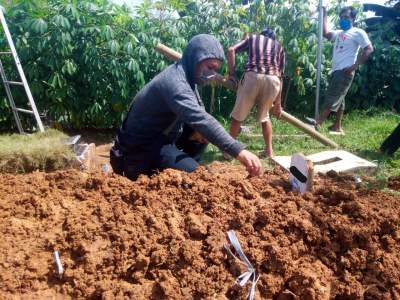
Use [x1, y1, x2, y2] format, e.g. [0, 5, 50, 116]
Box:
[308, 6, 374, 135]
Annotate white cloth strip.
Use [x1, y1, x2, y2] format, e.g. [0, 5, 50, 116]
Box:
[53, 251, 64, 278]
[225, 230, 259, 300]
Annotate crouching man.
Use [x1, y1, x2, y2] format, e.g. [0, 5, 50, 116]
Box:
[110, 34, 262, 180]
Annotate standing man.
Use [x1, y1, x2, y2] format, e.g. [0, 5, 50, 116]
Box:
[308, 6, 374, 134]
[110, 34, 262, 180]
[226, 28, 285, 158]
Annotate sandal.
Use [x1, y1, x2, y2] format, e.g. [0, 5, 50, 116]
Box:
[328, 129, 345, 136]
[328, 125, 340, 131]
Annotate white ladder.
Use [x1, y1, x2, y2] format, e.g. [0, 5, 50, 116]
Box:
[0, 8, 44, 133]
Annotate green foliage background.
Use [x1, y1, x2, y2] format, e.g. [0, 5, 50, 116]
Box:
[0, 0, 399, 130]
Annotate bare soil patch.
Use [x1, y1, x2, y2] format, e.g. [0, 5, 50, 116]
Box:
[0, 163, 399, 299]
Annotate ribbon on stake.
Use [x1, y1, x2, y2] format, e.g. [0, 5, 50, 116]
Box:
[224, 230, 260, 300]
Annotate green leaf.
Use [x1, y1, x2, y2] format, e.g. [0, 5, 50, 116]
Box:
[49, 74, 58, 88]
[129, 33, 139, 44]
[137, 71, 145, 87]
[61, 60, 77, 76]
[298, 55, 307, 65]
[61, 32, 71, 43]
[304, 78, 313, 87]
[156, 61, 166, 71]
[127, 58, 138, 71]
[124, 42, 134, 55]
[53, 15, 70, 29]
[109, 40, 120, 54]
[289, 38, 298, 48]
[65, 4, 79, 18]
[61, 17, 71, 29]
[32, 18, 48, 34]
[103, 25, 113, 40]
[138, 46, 148, 58]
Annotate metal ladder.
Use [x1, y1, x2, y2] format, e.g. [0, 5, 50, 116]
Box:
[0, 8, 44, 133]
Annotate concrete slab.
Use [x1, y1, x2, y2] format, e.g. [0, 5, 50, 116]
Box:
[272, 150, 377, 175]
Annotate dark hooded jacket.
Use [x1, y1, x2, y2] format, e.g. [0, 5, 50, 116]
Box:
[117, 34, 244, 157]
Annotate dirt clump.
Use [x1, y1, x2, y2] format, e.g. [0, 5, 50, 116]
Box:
[388, 176, 400, 191]
[0, 162, 399, 299]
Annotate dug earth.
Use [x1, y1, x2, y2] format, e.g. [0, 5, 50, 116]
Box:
[0, 162, 399, 299]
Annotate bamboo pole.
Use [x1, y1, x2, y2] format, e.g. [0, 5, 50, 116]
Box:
[280, 111, 338, 148]
[155, 43, 338, 149]
[155, 43, 182, 61]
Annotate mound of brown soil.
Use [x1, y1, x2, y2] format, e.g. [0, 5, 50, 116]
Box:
[388, 176, 400, 191]
[0, 163, 399, 299]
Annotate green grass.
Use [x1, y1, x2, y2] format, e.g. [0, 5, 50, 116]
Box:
[203, 109, 400, 178]
[0, 129, 75, 173]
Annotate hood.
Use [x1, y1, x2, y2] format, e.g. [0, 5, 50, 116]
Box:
[180, 34, 225, 88]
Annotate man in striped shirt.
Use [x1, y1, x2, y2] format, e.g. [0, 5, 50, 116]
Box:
[227, 28, 285, 158]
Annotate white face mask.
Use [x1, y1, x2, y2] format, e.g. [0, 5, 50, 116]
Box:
[196, 69, 217, 86]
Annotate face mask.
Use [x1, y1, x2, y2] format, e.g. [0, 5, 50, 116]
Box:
[196, 69, 217, 86]
[339, 19, 352, 31]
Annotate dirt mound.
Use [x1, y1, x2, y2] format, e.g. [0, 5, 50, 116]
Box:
[388, 176, 400, 191]
[0, 163, 399, 299]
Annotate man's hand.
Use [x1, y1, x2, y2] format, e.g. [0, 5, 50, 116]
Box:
[189, 131, 208, 144]
[228, 74, 239, 86]
[236, 150, 263, 177]
[343, 63, 358, 76]
[343, 45, 373, 76]
[272, 103, 282, 118]
[322, 6, 334, 40]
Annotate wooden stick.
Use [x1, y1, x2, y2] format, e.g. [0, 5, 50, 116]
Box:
[155, 43, 339, 149]
[280, 111, 338, 148]
[155, 43, 182, 61]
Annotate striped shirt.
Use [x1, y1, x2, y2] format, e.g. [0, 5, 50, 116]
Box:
[233, 34, 285, 77]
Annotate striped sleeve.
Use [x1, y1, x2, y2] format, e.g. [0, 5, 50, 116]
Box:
[232, 37, 249, 53]
[279, 46, 286, 76]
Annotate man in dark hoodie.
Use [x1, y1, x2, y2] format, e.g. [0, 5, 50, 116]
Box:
[110, 34, 262, 180]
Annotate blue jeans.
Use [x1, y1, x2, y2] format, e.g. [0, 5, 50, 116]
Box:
[110, 125, 207, 180]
